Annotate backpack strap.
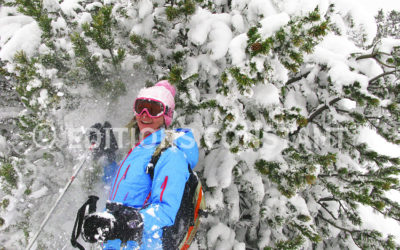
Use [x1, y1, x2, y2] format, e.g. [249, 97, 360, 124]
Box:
[146, 130, 175, 180]
[146, 147, 170, 180]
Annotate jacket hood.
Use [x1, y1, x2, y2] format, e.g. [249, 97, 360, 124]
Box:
[140, 128, 199, 169]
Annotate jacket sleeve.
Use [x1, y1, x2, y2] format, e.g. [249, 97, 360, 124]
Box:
[139, 146, 189, 234]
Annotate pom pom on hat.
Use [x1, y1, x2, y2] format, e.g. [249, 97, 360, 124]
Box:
[135, 80, 176, 127]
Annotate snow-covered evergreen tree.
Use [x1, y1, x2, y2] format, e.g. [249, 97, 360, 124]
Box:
[0, 0, 399, 249]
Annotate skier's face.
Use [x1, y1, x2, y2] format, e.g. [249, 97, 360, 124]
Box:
[136, 112, 165, 136]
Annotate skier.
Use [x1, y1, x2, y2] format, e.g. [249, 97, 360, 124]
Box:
[83, 80, 199, 249]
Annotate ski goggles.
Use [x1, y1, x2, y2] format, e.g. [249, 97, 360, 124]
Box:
[134, 98, 168, 118]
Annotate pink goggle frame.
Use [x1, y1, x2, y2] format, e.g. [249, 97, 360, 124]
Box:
[134, 98, 168, 118]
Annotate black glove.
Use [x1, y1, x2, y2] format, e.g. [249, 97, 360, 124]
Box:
[106, 202, 143, 244]
[82, 212, 114, 243]
[82, 202, 143, 244]
[89, 121, 118, 161]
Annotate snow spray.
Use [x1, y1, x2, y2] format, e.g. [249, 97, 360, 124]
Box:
[26, 145, 94, 250]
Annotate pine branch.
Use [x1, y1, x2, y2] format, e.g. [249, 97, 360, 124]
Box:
[318, 196, 346, 212]
[377, 51, 394, 57]
[320, 173, 391, 179]
[355, 53, 377, 60]
[307, 135, 323, 151]
[285, 71, 311, 86]
[319, 174, 355, 185]
[350, 233, 364, 249]
[369, 70, 397, 84]
[335, 108, 350, 114]
[317, 211, 360, 233]
[108, 48, 118, 70]
[317, 209, 380, 249]
[318, 197, 337, 202]
[290, 97, 341, 136]
[374, 57, 397, 69]
[308, 97, 341, 122]
[311, 122, 388, 167]
[317, 201, 338, 220]
[356, 52, 397, 68]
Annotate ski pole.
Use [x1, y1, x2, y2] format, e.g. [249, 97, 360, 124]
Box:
[26, 145, 94, 250]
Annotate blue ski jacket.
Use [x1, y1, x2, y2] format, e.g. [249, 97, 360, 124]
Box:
[102, 128, 199, 249]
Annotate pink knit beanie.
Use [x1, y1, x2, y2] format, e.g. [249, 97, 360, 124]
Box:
[135, 80, 176, 127]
